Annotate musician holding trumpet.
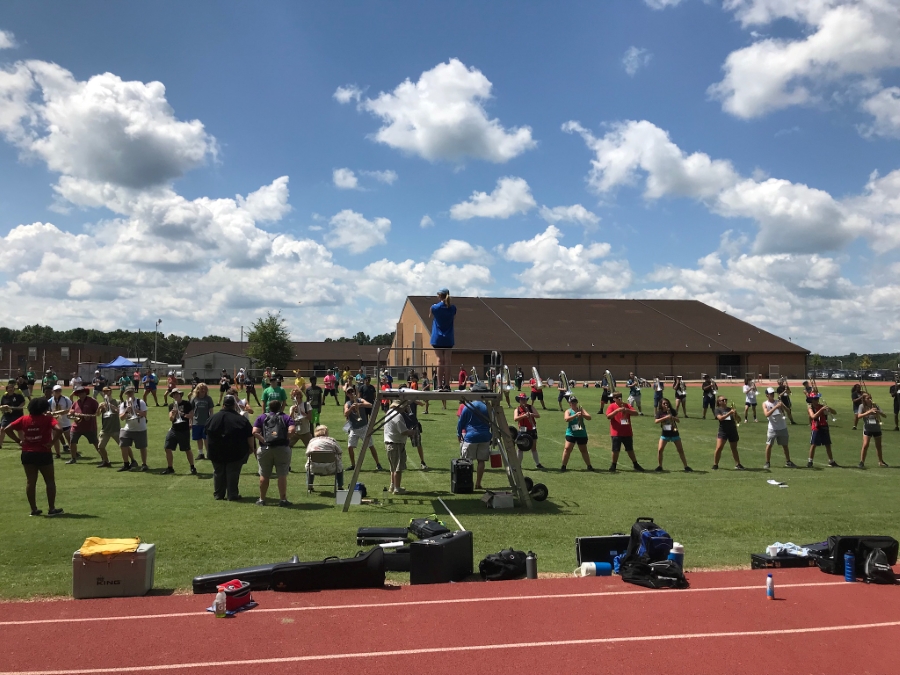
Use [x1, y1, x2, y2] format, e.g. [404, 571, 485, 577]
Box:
[48, 384, 72, 459]
[857, 393, 887, 468]
[0, 381, 26, 447]
[119, 385, 149, 472]
[807, 393, 839, 468]
[69, 385, 109, 467]
[713, 395, 745, 470]
[763, 387, 796, 469]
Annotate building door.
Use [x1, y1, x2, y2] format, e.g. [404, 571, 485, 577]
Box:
[717, 355, 742, 379]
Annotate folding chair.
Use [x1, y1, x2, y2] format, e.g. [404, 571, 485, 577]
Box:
[306, 448, 343, 494]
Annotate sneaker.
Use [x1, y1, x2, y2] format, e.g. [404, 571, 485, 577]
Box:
[654, 466, 664, 472]
[735, 464, 746, 471]
[278, 499, 292, 507]
[560, 465, 567, 472]
[140, 464, 149, 472]
[386, 485, 395, 493]
[117, 463, 131, 472]
[347, 464, 355, 472]
[65, 458, 77, 465]
[190, 466, 198, 475]
[879, 462, 889, 468]
[47, 508, 64, 517]
[827, 460, 840, 467]
[62, 445, 70, 454]
[97, 461, 112, 468]
[586, 465, 594, 471]
[763, 462, 770, 469]
[196, 453, 206, 460]
[633, 463, 645, 472]
[785, 461, 797, 468]
[807, 459, 814, 468]
[535, 463, 544, 469]
[161, 467, 175, 475]
[376, 464, 384, 471]
[393, 487, 407, 494]
[255, 498, 265, 506]
[420, 463, 428, 470]
[712, 464, 718, 470]
[608, 463, 617, 472]
[858, 462, 865, 469]
[214, 495, 225, 500]
[30, 509, 42, 517]
[684, 466, 694, 472]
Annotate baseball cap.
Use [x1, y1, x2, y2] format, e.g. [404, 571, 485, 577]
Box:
[73, 385, 87, 394]
[223, 394, 237, 406]
[437, 287, 449, 295]
[170, 389, 183, 396]
[766, 387, 776, 394]
[52, 384, 63, 391]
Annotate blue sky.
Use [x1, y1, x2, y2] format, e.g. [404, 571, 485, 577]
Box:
[0, 0, 898, 353]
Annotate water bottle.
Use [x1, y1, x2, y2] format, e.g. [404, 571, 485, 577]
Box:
[844, 552, 856, 582]
[575, 562, 612, 577]
[667, 542, 685, 568]
[526, 551, 538, 579]
[214, 590, 227, 618]
[766, 573, 775, 600]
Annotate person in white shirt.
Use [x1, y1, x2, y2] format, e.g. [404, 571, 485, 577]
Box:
[289, 387, 313, 449]
[763, 387, 795, 469]
[383, 400, 415, 494]
[48, 384, 72, 458]
[743, 376, 759, 423]
[119, 386, 150, 472]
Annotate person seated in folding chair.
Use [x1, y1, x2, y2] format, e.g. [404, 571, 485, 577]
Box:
[305, 424, 344, 493]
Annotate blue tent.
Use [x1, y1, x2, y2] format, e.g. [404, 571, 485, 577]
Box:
[98, 356, 139, 369]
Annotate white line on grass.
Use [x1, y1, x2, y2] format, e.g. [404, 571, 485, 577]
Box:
[2, 619, 898, 674]
[0, 580, 845, 626]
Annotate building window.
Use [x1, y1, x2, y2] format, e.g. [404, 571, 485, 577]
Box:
[28, 347, 36, 360]
[574, 353, 581, 358]
[61, 347, 70, 361]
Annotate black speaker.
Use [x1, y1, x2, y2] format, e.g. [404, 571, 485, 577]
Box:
[410, 530, 473, 585]
[451, 458, 474, 494]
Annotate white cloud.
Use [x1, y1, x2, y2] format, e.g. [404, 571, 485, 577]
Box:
[333, 85, 362, 104]
[501, 225, 630, 296]
[449, 176, 536, 220]
[419, 215, 435, 228]
[333, 167, 359, 189]
[361, 169, 398, 185]
[0, 30, 16, 50]
[622, 47, 653, 77]
[432, 239, 492, 265]
[327, 209, 391, 254]
[0, 60, 216, 193]
[357, 58, 536, 163]
[644, 0, 686, 8]
[861, 86, 900, 138]
[539, 204, 600, 226]
[710, 0, 900, 121]
[564, 118, 864, 253]
[357, 257, 493, 307]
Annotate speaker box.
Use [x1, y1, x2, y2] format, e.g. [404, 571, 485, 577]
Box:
[451, 458, 473, 494]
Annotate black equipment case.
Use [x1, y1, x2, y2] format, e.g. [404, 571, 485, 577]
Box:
[814, 536, 899, 576]
[410, 530, 473, 585]
[575, 535, 630, 566]
[357, 527, 410, 546]
[451, 459, 474, 494]
[383, 545, 411, 572]
[193, 548, 385, 594]
[750, 553, 818, 569]
[410, 518, 451, 539]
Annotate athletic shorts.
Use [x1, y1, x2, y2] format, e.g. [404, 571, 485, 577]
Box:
[660, 435, 681, 443]
[325, 388, 338, 397]
[766, 428, 789, 446]
[145, 384, 157, 391]
[460, 441, 490, 462]
[0, 414, 19, 427]
[557, 390, 568, 402]
[565, 435, 588, 446]
[347, 428, 373, 448]
[386, 442, 407, 472]
[894, 398, 900, 415]
[653, 392, 663, 406]
[220, 384, 229, 393]
[810, 429, 832, 447]
[530, 391, 543, 401]
[864, 429, 883, 438]
[703, 395, 715, 409]
[611, 436, 634, 454]
[675, 393, 686, 400]
[164, 428, 191, 452]
[745, 401, 757, 408]
[119, 430, 148, 448]
[70, 430, 98, 446]
[257, 444, 292, 478]
[717, 429, 740, 443]
[21, 451, 53, 466]
[99, 430, 120, 448]
[192, 425, 207, 441]
[780, 397, 791, 409]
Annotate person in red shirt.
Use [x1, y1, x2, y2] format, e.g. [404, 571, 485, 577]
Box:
[69, 385, 109, 466]
[323, 371, 339, 405]
[807, 394, 839, 468]
[513, 393, 543, 468]
[457, 367, 467, 391]
[6, 397, 64, 516]
[605, 392, 645, 472]
[529, 377, 546, 410]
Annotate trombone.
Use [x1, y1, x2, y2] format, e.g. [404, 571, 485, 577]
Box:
[532, 366, 545, 390]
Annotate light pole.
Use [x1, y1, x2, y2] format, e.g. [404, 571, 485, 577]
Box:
[154, 319, 162, 370]
[838, 359, 843, 370]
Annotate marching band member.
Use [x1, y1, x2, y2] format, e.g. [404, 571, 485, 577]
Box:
[655, 398, 692, 472]
[513, 392, 543, 469]
[562, 395, 592, 472]
[653, 377, 664, 414]
[69, 385, 107, 466]
[605, 392, 643, 472]
[118, 386, 149, 472]
[673, 375, 688, 418]
[763, 387, 795, 469]
[701, 374, 717, 419]
[857, 393, 887, 468]
[776, 378, 796, 424]
[807, 393, 839, 467]
[713, 395, 745, 470]
[743, 375, 759, 423]
[48, 385, 72, 458]
[626, 372, 643, 416]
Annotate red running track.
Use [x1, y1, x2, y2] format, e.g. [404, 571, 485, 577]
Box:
[2, 567, 899, 675]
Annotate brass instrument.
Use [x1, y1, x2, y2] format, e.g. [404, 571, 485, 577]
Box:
[604, 370, 616, 395]
[469, 366, 480, 385]
[559, 370, 572, 398]
[532, 366, 544, 390]
[502, 365, 513, 392]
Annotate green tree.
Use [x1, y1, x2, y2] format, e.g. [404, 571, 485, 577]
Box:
[370, 331, 395, 346]
[810, 353, 822, 369]
[201, 335, 232, 342]
[860, 355, 873, 371]
[246, 312, 293, 370]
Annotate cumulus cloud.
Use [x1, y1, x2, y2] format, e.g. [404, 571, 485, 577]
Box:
[861, 86, 900, 138]
[564, 118, 865, 253]
[361, 169, 398, 184]
[333, 168, 359, 189]
[357, 256, 492, 307]
[327, 209, 391, 254]
[622, 47, 652, 77]
[449, 176, 536, 220]
[501, 225, 630, 297]
[0, 30, 16, 49]
[644, 0, 685, 8]
[710, 0, 900, 124]
[333, 85, 362, 104]
[356, 58, 536, 163]
[539, 204, 600, 226]
[419, 215, 435, 228]
[432, 239, 492, 265]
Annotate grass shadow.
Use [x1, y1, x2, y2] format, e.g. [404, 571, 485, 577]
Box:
[53, 513, 99, 519]
[435, 497, 567, 516]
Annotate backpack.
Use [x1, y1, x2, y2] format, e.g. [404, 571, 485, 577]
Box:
[262, 412, 289, 446]
[864, 548, 897, 585]
[479, 549, 527, 581]
[619, 517, 673, 564]
[616, 517, 687, 589]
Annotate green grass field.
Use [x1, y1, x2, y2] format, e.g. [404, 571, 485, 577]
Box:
[1, 383, 897, 599]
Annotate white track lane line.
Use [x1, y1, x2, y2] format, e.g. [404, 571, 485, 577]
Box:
[0, 581, 845, 626]
[2, 620, 899, 675]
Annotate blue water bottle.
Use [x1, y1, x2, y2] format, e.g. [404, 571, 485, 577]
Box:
[844, 552, 856, 582]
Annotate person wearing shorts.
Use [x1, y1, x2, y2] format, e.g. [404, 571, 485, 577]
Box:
[6, 397, 63, 516]
[0, 381, 26, 447]
[163, 389, 196, 475]
[655, 397, 691, 472]
[384, 401, 414, 493]
[97, 387, 124, 469]
[776, 380, 796, 424]
[118, 372, 132, 401]
[890, 378, 900, 431]
[561, 395, 592, 471]
[529, 377, 546, 409]
[48, 384, 72, 458]
[253, 400, 296, 506]
[605, 392, 643, 472]
[807, 394, 839, 467]
[513, 393, 542, 468]
[289, 388, 313, 449]
[343, 386, 382, 471]
[743, 376, 759, 423]
[191, 383, 215, 460]
[857, 393, 887, 468]
[323, 371, 339, 405]
[118, 386, 149, 471]
[652, 378, 664, 414]
[763, 387, 795, 469]
[457, 397, 491, 489]
[713, 396, 745, 470]
[16, 372, 31, 402]
[673, 375, 688, 418]
[69, 385, 107, 466]
[701, 374, 717, 419]
[626, 373, 643, 415]
[306, 376, 323, 428]
[142, 369, 159, 407]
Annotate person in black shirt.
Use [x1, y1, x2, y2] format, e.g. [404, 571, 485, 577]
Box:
[244, 372, 260, 406]
[306, 376, 323, 427]
[205, 395, 254, 501]
[91, 370, 108, 399]
[15, 373, 31, 402]
[713, 395, 745, 470]
[0, 382, 26, 446]
[162, 390, 196, 475]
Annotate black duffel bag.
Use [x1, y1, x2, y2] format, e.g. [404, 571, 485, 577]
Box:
[479, 548, 527, 581]
[815, 535, 899, 576]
